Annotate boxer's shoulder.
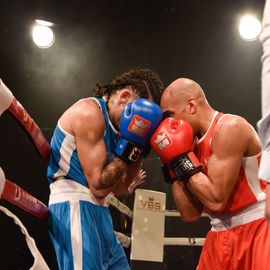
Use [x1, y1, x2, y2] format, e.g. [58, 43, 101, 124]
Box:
[212, 114, 260, 155]
[71, 97, 103, 115]
[59, 98, 105, 138]
[213, 114, 249, 137]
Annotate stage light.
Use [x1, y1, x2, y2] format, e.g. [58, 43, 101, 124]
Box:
[32, 20, 55, 48]
[239, 15, 261, 41]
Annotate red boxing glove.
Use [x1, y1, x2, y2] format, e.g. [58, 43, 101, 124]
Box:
[150, 117, 202, 182]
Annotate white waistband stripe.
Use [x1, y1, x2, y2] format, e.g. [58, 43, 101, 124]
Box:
[209, 201, 265, 231]
[48, 180, 108, 206]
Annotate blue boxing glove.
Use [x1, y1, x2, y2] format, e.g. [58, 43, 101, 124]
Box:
[115, 98, 163, 164]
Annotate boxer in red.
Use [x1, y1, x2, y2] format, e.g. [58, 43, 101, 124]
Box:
[258, 0, 270, 227]
[151, 78, 270, 270]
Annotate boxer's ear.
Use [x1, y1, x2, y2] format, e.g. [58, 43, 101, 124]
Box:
[119, 89, 132, 104]
[187, 97, 197, 114]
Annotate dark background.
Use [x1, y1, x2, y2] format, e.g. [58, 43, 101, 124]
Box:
[0, 0, 266, 269]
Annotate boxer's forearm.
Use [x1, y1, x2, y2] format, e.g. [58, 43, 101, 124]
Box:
[90, 157, 128, 197]
[99, 157, 128, 188]
[171, 180, 203, 222]
[110, 180, 129, 196]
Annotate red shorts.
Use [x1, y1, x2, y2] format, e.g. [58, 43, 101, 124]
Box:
[197, 218, 270, 270]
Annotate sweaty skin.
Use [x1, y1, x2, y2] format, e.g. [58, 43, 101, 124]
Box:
[161, 78, 262, 221]
[59, 89, 142, 198]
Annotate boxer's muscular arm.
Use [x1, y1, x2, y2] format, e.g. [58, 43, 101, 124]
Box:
[171, 181, 203, 222]
[186, 115, 261, 213]
[110, 158, 143, 196]
[61, 99, 129, 197]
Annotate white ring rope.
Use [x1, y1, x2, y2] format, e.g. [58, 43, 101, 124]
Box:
[164, 237, 205, 246]
[114, 231, 131, 248]
[114, 234, 205, 248]
[165, 210, 208, 218]
[108, 194, 206, 248]
[107, 193, 133, 219]
[0, 206, 49, 270]
[107, 194, 209, 219]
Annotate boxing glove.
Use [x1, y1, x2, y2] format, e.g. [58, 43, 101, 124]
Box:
[150, 117, 202, 182]
[115, 98, 163, 164]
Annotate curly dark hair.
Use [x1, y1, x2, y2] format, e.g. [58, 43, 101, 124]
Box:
[93, 68, 164, 105]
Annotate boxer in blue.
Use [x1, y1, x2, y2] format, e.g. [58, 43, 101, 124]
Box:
[47, 68, 164, 270]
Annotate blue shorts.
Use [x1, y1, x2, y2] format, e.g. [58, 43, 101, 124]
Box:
[48, 180, 130, 270]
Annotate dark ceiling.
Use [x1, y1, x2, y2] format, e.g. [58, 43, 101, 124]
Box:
[0, 0, 266, 127]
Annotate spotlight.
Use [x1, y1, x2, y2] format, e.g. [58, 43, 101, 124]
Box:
[32, 20, 55, 49]
[239, 15, 261, 41]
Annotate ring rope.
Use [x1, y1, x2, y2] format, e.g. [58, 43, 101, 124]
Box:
[7, 99, 51, 161]
[107, 193, 133, 219]
[164, 237, 205, 246]
[0, 206, 49, 270]
[114, 233, 205, 248]
[107, 194, 209, 219]
[114, 231, 131, 248]
[108, 194, 206, 248]
[165, 210, 208, 218]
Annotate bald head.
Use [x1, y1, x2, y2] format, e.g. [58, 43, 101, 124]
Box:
[162, 78, 206, 106]
[160, 78, 214, 135]
[160, 77, 211, 123]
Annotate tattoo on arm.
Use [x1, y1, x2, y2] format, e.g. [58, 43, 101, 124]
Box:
[99, 157, 128, 188]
